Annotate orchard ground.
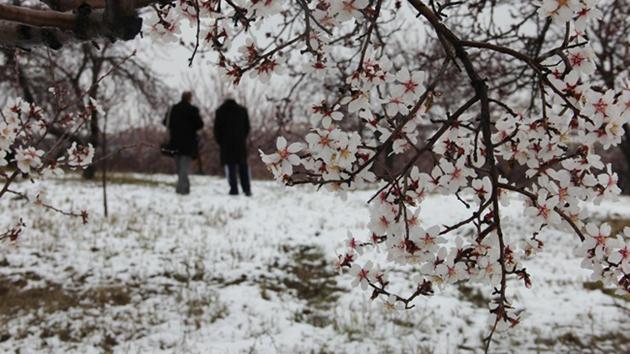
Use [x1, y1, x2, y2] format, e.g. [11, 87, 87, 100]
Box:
[0, 174, 628, 354]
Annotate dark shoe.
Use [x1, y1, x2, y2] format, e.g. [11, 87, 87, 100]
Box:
[245, 192, 252, 197]
[229, 191, 239, 196]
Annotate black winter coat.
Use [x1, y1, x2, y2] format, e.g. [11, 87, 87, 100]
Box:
[164, 101, 204, 157]
[214, 100, 250, 165]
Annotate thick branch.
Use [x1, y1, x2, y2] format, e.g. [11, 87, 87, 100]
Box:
[39, 0, 105, 11]
[0, 1, 157, 48]
[407, 1, 509, 350]
[103, 0, 142, 40]
[39, 0, 157, 12]
[0, 4, 75, 29]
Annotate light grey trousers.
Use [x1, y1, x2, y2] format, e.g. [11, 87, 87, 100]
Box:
[175, 155, 192, 195]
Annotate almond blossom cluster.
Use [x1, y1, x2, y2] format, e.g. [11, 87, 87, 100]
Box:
[537, 0, 602, 31]
[146, 0, 628, 343]
[143, 0, 370, 84]
[1, 97, 97, 240]
[252, 0, 630, 331]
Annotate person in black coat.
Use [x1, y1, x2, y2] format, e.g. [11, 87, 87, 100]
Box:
[214, 98, 251, 196]
[164, 91, 203, 195]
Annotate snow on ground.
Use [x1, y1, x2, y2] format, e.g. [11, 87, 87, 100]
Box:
[0, 174, 629, 353]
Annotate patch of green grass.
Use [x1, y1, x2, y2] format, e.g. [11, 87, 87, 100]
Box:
[260, 244, 345, 328]
[283, 245, 344, 308]
[458, 285, 489, 308]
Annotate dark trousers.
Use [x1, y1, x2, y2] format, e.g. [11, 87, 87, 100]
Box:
[225, 163, 251, 195]
[175, 155, 192, 195]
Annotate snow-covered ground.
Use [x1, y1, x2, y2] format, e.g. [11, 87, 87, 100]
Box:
[0, 174, 628, 353]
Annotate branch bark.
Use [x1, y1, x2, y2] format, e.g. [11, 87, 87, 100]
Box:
[39, 0, 106, 11]
[0, 4, 75, 29]
[39, 0, 157, 12]
[0, 1, 158, 48]
[406, 1, 510, 350]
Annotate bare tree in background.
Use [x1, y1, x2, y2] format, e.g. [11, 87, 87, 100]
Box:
[0, 41, 170, 178]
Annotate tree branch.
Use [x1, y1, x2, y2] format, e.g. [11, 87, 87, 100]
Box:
[39, 0, 158, 12]
[0, 4, 75, 29]
[0, 0, 158, 48]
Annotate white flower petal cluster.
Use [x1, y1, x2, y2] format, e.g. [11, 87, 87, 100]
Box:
[1, 96, 99, 241]
[247, 0, 285, 17]
[260, 137, 304, 180]
[536, 0, 589, 25]
[66, 142, 95, 169]
[15, 146, 44, 174]
[579, 224, 630, 294]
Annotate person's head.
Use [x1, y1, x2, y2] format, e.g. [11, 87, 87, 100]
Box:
[221, 93, 238, 107]
[223, 91, 236, 104]
[181, 91, 193, 103]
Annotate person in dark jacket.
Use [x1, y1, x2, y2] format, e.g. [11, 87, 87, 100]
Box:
[214, 98, 251, 196]
[164, 91, 203, 195]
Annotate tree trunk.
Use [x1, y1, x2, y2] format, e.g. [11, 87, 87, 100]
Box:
[82, 53, 103, 179]
[620, 126, 630, 192]
[102, 112, 109, 217]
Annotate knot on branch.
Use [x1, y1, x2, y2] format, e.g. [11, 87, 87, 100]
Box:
[74, 4, 92, 40]
[104, 0, 143, 41]
[46, 0, 62, 11]
[472, 78, 488, 91]
[113, 16, 143, 40]
[17, 24, 31, 40]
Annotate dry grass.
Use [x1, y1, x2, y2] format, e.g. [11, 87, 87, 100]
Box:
[533, 330, 630, 353]
[259, 245, 345, 328]
[0, 272, 226, 351]
[0, 274, 75, 319]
